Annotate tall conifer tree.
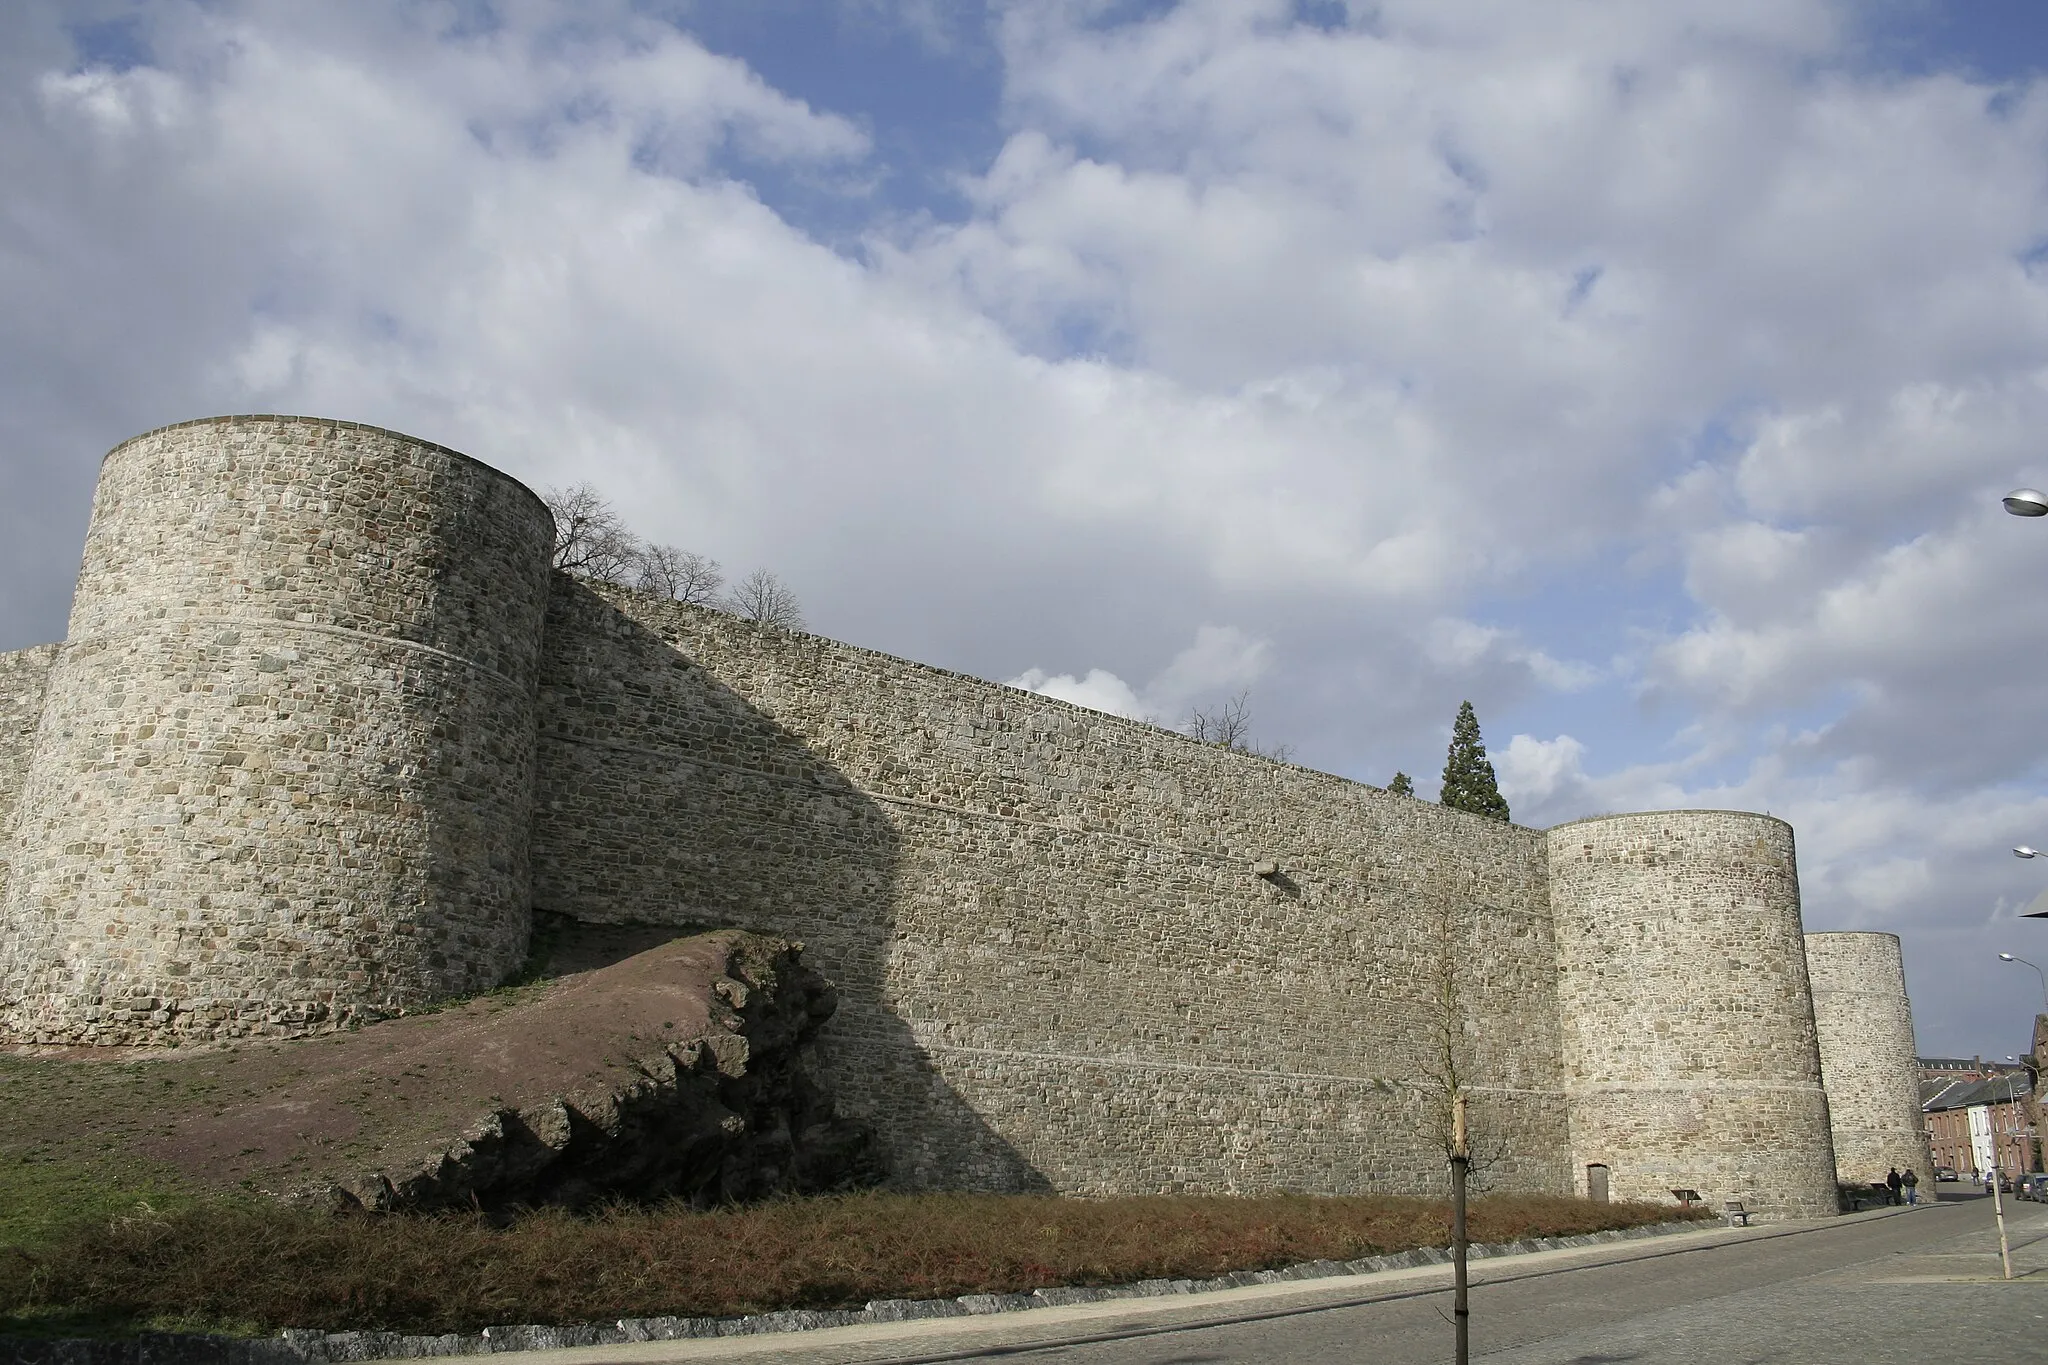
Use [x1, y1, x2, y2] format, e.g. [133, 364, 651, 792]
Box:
[1439, 701, 1510, 822]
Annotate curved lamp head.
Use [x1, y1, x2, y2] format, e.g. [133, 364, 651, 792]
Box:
[2004, 953, 2019, 961]
[2018, 846, 2041, 859]
[2006, 489, 2048, 517]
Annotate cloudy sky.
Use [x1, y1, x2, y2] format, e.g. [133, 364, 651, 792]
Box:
[5, 0, 2048, 1057]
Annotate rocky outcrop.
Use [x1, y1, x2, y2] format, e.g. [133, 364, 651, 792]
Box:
[143, 929, 880, 1212]
[332, 934, 877, 1212]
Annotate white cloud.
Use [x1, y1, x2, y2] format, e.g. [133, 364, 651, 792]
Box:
[1006, 666, 1147, 719]
[1424, 619, 1602, 694]
[1145, 624, 1271, 715]
[1009, 623, 1272, 725]
[7, 0, 2048, 1051]
[1495, 733, 1589, 807]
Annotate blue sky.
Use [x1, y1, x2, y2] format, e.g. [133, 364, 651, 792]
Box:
[6, 1, 2048, 1054]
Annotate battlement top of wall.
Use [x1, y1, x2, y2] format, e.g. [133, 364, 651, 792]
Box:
[102, 414, 552, 521]
[1804, 930, 1903, 947]
[1544, 809, 1794, 836]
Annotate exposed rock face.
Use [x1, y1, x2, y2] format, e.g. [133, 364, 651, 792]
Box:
[343, 937, 877, 1212]
[143, 928, 880, 1213]
[351, 947, 870, 1211]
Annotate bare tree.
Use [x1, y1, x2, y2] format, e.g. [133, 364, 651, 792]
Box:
[543, 483, 642, 584]
[1413, 887, 1521, 1365]
[1184, 690, 1295, 763]
[1185, 690, 1255, 749]
[725, 568, 806, 631]
[636, 544, 724, 605]
[1416, 890, 1519, 1193]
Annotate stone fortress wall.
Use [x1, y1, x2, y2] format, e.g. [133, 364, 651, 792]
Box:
[532, 577, 1570, 1196]
[0, 418, 556, 1043]
[1549, 813, 1841, 1219]
[1804, 932, 1936, 1189]
[0, 645, 60, 893]
[0, 416, 1930, 1219]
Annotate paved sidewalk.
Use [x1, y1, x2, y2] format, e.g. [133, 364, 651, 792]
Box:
[1468, 1194, 2048, 1365]
[434, 1202, 1987, 1365]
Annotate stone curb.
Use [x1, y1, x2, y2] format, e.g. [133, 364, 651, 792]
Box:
[0, 1220, 1714, 1365]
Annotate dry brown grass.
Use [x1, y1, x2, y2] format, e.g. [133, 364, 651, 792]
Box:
[0, 1191, 1702, 1338]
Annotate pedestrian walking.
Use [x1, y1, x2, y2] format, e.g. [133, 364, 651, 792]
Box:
[1901, 1168, 1918, 1205]
[1886, 1167, 1902, 1205]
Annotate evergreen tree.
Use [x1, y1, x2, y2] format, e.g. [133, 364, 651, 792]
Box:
[1387, 771, 1414, 797]
[1438, 701, 1510, 822]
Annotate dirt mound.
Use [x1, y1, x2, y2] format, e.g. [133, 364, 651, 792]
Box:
[134, 927, 879, 1211]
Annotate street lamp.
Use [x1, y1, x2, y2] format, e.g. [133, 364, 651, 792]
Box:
[1989, 1064, 2018, 1279]
[2004, 489, 2048, 517]
[2008, 848, 2048, 916]
[2000, 954, 2048, 1015]
[2007, 1055, 2043, 1179]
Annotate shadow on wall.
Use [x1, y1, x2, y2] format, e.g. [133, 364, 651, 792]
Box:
[527, 577, 1049, 1193]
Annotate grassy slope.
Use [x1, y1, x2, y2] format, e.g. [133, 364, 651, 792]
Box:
[0, 1191, 1704, 1339]
[0, 923, 742, 1238]
[0, 1051, 216, 1251]
[0, 925, 1707, 1340]
[1, 1043, 1706, 1341]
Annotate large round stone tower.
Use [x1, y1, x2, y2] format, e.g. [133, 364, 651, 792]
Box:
[1548, 812, 1839, 1220]
[0, 416, 556, 1044]
[1804, 931, 1934, 1189]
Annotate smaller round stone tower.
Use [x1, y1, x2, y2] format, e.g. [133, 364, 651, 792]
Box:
[1804, 931, 1934, 1190]
[1548, 811, 1840, 1220]
[0, 416, 557, 1044]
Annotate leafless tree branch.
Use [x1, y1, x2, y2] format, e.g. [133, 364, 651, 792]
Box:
[636, 544, 724, 605]
[1184, 690, 1294, 762]
[725, 568, 806, 631]
[543, 483, 642, 585]
[1417, 892, 1519, 1193]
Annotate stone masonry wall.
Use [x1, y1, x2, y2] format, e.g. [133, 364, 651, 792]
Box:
[0, 417, 557, 1045]
[0, 414, 1908, 1214]
[1805, 931, 1934, 1189]
[1548, 813, 1840, 1220]
[529, 580, 1574, 1198]
[0, 643, 60, 901]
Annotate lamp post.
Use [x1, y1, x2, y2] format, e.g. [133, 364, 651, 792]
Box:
[1999, 953, 2048, 1016]
[2007, 847, 2048, 917]
[1451, 1091, 1469, 1365]
[1979, 500, 2040, 1269]
[1987, 1065, 2017, 1280]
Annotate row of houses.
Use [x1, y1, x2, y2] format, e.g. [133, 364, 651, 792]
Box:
[1921, 1053, 2040, 1180]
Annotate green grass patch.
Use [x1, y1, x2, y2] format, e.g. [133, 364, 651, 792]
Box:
[0, 1156, 204, 1254]
[0, 1191, 1706, 1339]
[0, 1052, 214, 1254]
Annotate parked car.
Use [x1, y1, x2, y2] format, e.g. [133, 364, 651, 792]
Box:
[1935, 1166, 1958, 1182]
[2018, 1173, 2048, 1202]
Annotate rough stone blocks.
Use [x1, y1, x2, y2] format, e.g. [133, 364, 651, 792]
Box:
[0, 415, 1930, 1217]
[0, 417, 555, 1044]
